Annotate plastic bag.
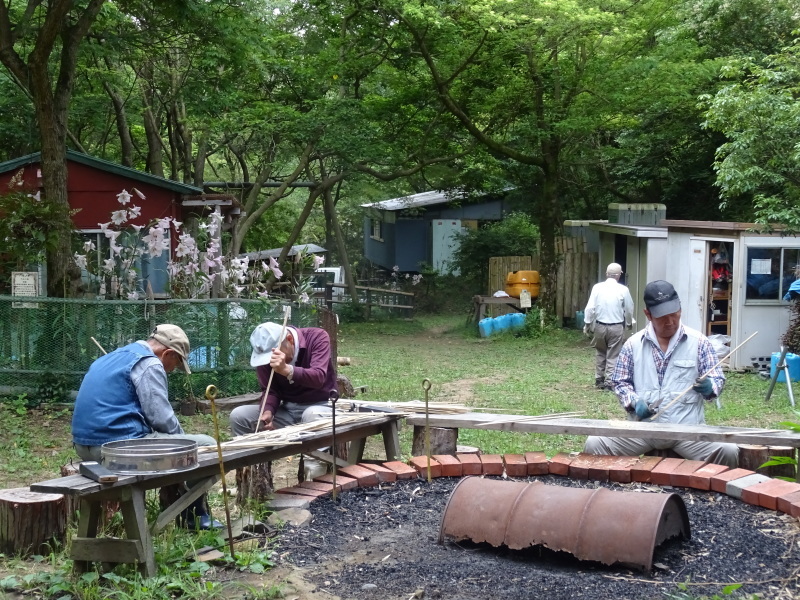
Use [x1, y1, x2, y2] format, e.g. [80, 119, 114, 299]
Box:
[707, 334, 731, 360]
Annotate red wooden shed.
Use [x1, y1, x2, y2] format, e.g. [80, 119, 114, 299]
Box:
[0, 150, 203, 229]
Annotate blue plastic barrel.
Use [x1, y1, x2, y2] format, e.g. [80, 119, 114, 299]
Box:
[478, 318, 495, 338]
[771, 352, 800, 383]
[575, 311, 585, 329]
[510, 313, 526, 330]
[494, 314, 512, 334]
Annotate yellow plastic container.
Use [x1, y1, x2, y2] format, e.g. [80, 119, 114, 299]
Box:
[504, 270, 540, 298]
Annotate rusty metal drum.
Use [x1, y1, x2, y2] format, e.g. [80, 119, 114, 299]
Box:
[439, 477, 690, 571]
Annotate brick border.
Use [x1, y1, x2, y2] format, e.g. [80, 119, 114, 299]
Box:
[273, 452, 800, 516]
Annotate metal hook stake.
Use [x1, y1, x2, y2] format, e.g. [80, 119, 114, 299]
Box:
[206, 384, 235, 559]
[330, 389, 340, 501]
[422, 378, 432, 483]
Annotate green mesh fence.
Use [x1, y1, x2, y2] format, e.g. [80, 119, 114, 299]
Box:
[0, 296, 320, 405]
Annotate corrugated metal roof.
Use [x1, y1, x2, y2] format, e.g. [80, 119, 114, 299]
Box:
[361, 189, 467, 211]
[240, 243, 327, 261]
[0, 150, 203, 195]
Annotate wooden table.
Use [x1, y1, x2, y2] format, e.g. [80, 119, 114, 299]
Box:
[470, 295, 529, 322]
[405, 412, 800, 447]
[31, 414, 400, 576]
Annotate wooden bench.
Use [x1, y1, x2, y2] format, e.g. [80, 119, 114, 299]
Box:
[31, 414, 400, 577]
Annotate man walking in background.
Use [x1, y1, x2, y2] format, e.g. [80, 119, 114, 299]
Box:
[583, 263, 635, 390]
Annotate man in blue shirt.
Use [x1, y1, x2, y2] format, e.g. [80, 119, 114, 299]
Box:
[72, 324, 221, 529]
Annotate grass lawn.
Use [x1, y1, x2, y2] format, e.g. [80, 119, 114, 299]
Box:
[1, 313, 797, 489]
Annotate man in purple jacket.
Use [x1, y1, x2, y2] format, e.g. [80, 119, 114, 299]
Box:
[230, 322, 337, 479]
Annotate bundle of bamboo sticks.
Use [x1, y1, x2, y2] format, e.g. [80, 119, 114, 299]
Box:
[198, 411, 402, 452]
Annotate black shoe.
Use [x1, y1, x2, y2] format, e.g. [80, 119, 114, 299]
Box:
[595, 377, 605, 389]
[184, 514, 224, 530]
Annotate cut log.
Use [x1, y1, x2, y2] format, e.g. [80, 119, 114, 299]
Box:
[411, 426, 458, 457]
[0, 487, 67, 556]
[196, 392, 260, 414]
[236, 463, 274, 505]
[456, 445, 481, 455]
[60, 462, 118, 524]
[337, 374, 355, 399]
[738, 444, 796, 478]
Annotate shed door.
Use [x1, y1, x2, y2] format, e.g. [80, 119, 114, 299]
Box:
[432, 219, 462, 275]
[684, 239, 708, 331]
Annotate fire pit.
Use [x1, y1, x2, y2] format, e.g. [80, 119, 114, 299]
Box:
[273, 475, 800, 599]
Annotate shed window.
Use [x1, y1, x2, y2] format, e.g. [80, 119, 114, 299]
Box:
[745, 247, 800, 301]
[371, 219, 383, 241]
[78, 229, 170, 296]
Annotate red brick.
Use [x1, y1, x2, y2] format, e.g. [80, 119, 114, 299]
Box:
[607, 456, 640, 483]
[298, 480, 336, 493]
[382, 461, 418, 479]
[710, 468, 756, 493]
[502, 454, 528, 478]
[338, 464, 380, 487]
[650, 458, 685, 486]
[408, 456, 442, 478]
[549, 453, 574, 476]
[313, 473, 359, 490]
[688, 463, 730, 491]
[433, 455, 463, 477]
[457, 453, 483, 476]
[566, 453, 592, 480]
[777, 490, 800, 516]
[524, 451, 549, 476]
[630, 456, 663, 483]
[741, 479, 800, 510]
[276, 486, 329, 498]
[570, 454, 631, 482]
[480, 454, 504, 476]
[670, 460, 706, 488]
[358, 463, 398, 483]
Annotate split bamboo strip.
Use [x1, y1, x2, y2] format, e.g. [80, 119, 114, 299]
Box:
[474, 412, 586, 427]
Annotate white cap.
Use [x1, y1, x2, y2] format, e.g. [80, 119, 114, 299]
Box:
[606, 263, 623, 276]
[250, 322, 288, 367]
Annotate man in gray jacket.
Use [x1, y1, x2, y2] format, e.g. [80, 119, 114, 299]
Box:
[583, 280, 738, 467]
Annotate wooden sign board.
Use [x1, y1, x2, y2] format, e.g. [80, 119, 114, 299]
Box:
[519, 289, 532, 309]
[12, 271, 40, 308]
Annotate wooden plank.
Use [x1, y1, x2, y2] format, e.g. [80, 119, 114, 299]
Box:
[404, 413, 800, 447]
[70, 538, 144, 563]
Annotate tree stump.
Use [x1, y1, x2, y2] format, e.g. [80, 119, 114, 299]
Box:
[738, 445, 796, 478]
[61, 461, 118, 524]
[0, 488, 67, 556]
[337, 374, 355, 399]
[236, 463, 274, 506]
[411, 426, 458, 456]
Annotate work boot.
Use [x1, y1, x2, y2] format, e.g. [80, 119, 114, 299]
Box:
[178, 494, 223, 531]
[595, 376, 605, 389]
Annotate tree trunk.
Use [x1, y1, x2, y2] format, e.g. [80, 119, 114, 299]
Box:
[103, 79, 134, 167]
[235, 463, 273, 505]
[738, 445, 796, 478]
[412, 426, 458, 456]
[0, 488, 67, 556]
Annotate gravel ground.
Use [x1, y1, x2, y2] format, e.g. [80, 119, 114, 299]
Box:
[273, 475, 800, 600]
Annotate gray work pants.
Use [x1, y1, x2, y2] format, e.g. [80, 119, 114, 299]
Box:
[229, 401, 333, 475]
[583, 435, 739, 468]
[592, 322, 625, 381]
